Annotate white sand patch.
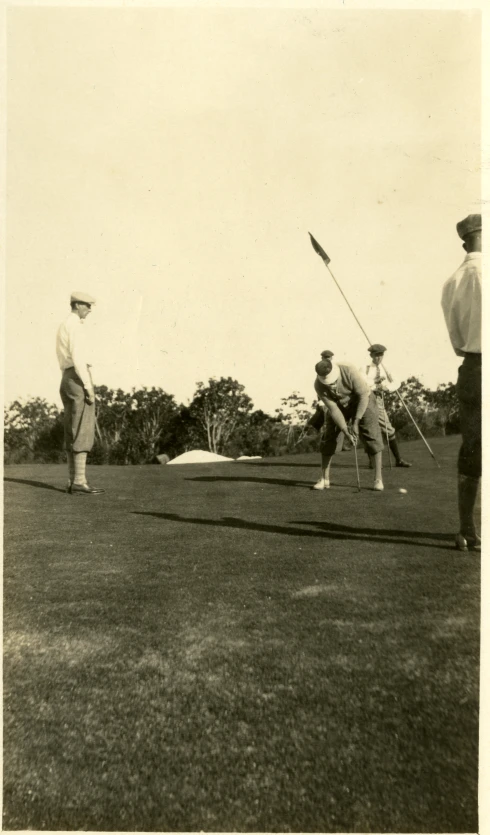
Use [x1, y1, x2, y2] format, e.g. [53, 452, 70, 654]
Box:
[167, 449, 235, 465]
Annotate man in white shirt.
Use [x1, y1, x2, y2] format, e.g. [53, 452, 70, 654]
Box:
[441, 213, 482, 551]
[363, 344, 412, 468]
[56, 291, 104, 494]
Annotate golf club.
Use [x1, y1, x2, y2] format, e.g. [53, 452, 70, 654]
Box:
[95, 414, 103, 443]
[292, 426, 308, 448]
[353, 438, 361, 492]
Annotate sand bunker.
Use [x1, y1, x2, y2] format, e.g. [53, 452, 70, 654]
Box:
[167, 450, 235, 465]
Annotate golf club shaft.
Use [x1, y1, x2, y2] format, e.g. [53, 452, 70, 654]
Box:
[379, 359, 439, 465]
[94, 412, 103, 443]
[392, 388, 441, 467]
[353, 440, 361, 491]
[293, 427, 307, 447]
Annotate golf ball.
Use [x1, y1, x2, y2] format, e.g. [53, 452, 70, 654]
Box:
[398, 488, 407, 494]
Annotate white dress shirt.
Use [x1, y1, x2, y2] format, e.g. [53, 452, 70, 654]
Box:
[441, 251, 482, 356]
[362, 362, 399, 394]
[56, 312, 93, 390]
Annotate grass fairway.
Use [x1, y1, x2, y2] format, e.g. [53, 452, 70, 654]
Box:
[3, 436, 480, 832]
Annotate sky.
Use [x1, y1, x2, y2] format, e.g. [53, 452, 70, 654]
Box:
[4, 6, 481, 415]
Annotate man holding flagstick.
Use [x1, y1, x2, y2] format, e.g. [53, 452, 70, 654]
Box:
[363, 344, 412, 469]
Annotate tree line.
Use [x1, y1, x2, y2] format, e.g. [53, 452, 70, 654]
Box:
[4, 376, 460, 465]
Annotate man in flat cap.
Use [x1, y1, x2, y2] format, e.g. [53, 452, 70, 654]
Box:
[56, 291, 105, 494]
[441, 213, 482, 551]
[363, 344, 412, 468]
[308, 357, 384, 491]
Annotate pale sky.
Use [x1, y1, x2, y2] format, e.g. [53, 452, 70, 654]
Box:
[5, 6, 481, 414]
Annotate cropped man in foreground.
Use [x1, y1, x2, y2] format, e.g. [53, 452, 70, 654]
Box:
[441, 213, 481, 551]
[56, 291, 105, 495]
[309, 358, 384, 491]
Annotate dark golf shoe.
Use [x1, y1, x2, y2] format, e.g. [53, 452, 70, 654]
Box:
[69, 482, 105, 495]
[396, 459, 412, 468]
[455, 533, 481, 552]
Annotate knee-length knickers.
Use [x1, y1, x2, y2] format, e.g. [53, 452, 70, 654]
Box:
[60, 367, 95, 453]
[320, 392, 383, 456]
[374, 394, 396, 439]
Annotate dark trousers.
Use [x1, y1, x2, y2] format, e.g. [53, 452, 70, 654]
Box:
[457, 354, 481, 478]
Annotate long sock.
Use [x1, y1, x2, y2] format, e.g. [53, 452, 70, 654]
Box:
[74, 452, 88, 485]
[67, 451, 75, 482]
[389, 437, 402, 463]
[321, 453, 334, 481]
[458, 474, 480, 538]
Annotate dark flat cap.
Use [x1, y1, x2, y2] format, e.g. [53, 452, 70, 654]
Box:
[369, 344, 386, 354]
[315, 359, 332, 376]
[456, 214, 481, 240]
[320, 349, 334, 359]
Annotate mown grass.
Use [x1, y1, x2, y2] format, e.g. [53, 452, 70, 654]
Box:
[3, 436, 480, 831]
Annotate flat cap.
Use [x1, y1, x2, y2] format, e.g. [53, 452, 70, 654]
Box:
[320, 349, 334, 359]
[369, 344, 386, 354]
[456, 214, 481, 240]
[70, 290, 96, 305]
[315, 360, 332, 376]
[315, 360, 340, 384]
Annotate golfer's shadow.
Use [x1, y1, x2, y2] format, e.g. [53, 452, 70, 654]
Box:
[187, 475, 313, 489]
[4, 477, 66, 493]
[133, 511, 453, 549]
[187, 475, 352, 490]
[237, 458, 359, 471]
[235, 462, 327, 469]
[292, 520, 452, 542]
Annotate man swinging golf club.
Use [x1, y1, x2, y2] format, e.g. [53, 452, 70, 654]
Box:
[309, 357, 384, 491]
[363, 344, 412, 468]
